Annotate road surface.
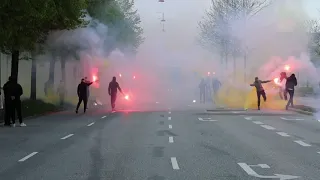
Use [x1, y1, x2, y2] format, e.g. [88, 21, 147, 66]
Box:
[0, 106, 320, 180]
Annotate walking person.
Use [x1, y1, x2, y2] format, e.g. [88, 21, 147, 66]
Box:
[3, 76, 26, 127]
[108, 76, 123, 111]
[75, 79, 93, 113]
[250, 77, 272, 110]
[285, 74, 297, 110]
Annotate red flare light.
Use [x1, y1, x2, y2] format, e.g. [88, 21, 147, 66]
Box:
[284, 65, 290, 71]
[133, 75, 136, 79]
[92, 75, 97, 82]
[125, 95, 129, 100]
[119, 73, 122, 77]
[207, 72, 210, 76]
[274, 77, 280, 85]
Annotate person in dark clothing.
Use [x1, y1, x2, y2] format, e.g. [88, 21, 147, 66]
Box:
[199, 78, 206, 104]
[3, 76, 25, 127]
[285, 74, 297, 110]
[108, 76, 123, 111]
[250, 77, 272, 110]
[76, 79, 93, 113]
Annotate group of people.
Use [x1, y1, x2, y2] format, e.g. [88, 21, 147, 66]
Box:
[75, 76, 123, 113]
[250, 72, 297, 110]
[198, 77, 221, 104]
[3, 76, 26, 127]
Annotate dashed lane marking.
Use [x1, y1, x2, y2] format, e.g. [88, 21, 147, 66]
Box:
[168, 117, 171, 120]
[294, 140, 311, 147]
[87, 122, 94, 126]
[169, 125, 172, 129]
[169, 137, 174, 143]
[61, 134, 74, 140]
[18, 152, 38, 162]
[102, 116, 107, 118]
[260, 125, 276, 130]
[276, 132, 290, 137]
[252, 121, 264, 125]
[171, 157, 180, 170]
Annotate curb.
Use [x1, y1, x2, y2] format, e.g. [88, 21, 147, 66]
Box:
[289, 108, 314, 116]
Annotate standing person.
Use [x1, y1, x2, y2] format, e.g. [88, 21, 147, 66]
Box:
[84, 77, 90, 109]
[285, 74, 297, 110]
[3, 76, 25, 127]
[75, 79, 93, 113]
[3, 77, 13, 126]
[199, 78, 206, 104]
[250, 77, 272, 110]
[108, 76, 123, 111]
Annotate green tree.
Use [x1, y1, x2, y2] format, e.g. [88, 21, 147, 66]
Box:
[40, 0, 87, 100]
[0, 0, 87, 101]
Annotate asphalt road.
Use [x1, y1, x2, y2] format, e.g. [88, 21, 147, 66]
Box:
[0, 105, 320, 180]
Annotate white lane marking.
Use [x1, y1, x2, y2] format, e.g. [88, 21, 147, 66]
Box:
[18, 152, 38, 162]
[294, 140, 311, 147]
[170, 157, 180, 170]
[260, 125, 276, 130]
[318, 120, 320, 122]
[276, 132, 290, 137]
[198, 117, 217, 122]
[102, 116, 107, 118]
[168, 117, 171, 120]
[169, 125, 172, 129]
[317, 152, 320, 154]
[244, 117, 252, 120]
[168, 112, 171, 114]
[61, 134, 74, 140]
[169, 136, 174, 143]
[87, 122, 95, 127]
[252, 121, 264, 125]
[280, 117, 304, 121]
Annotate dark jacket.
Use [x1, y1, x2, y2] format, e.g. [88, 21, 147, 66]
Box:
[285, 74, 297, 90]
[3, 80, 23, 100]
[108, 81, 122, 95]
[77, 82, 92, 97]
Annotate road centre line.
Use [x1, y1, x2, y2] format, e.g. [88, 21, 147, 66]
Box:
[18, 152, 38, 162]
[169, 125, 172, 129]
[260, 125, 276, 130]
[294, 140, 311, 147]
[168, 117, 171, 120]
[169, 112, 171, 114]
[171, 157, 180, 170]
[101, 116, 107, 118]
[169, 136, 174, 143]
[87, 122, 95, 126]
[61, 134, 74, 140]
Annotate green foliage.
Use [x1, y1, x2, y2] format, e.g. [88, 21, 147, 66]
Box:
[0, 0, 87, 55]
[87, 0, 144, 54]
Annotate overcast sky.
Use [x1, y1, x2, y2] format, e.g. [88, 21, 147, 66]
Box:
[134, 0, 320, 53]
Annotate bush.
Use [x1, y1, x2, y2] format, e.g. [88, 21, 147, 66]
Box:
[21, 99, 61, 118]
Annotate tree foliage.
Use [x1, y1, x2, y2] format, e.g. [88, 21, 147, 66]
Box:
[87, 0, 144, 54]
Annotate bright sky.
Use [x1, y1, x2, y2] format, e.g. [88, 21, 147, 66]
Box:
[134, 0, 320, 52]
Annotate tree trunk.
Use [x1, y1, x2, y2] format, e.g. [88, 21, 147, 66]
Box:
[11, 50, 19, 78]
[44, 53, 56, 96]
[30, 52, 37, 100]
[59, 57, 66, 105]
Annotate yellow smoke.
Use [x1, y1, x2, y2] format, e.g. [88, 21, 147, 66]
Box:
[213, 74, 296, 110]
